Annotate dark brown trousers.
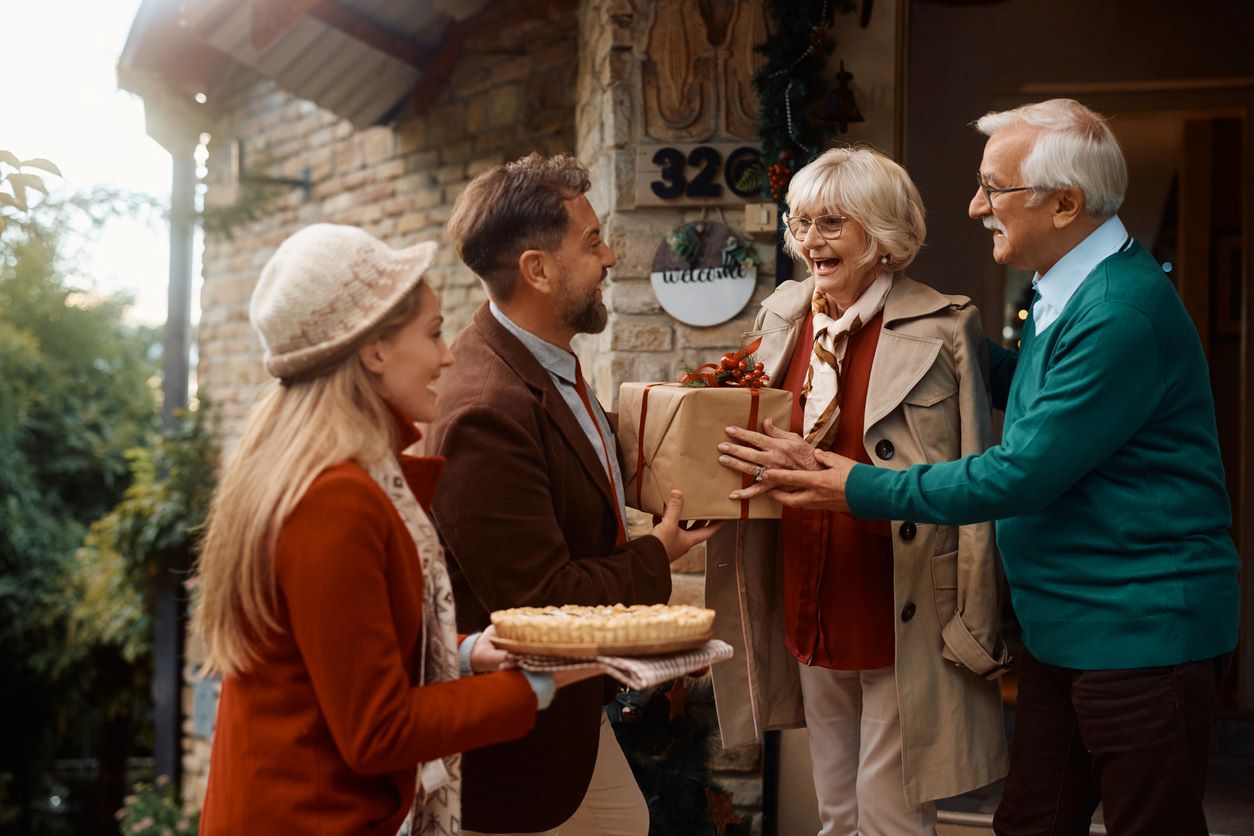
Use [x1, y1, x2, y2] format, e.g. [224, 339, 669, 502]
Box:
[993, 649, 1219, 836]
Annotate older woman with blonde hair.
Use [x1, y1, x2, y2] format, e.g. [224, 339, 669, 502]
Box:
[710, 147, 1008, 834]
[194, 224, 600, 835]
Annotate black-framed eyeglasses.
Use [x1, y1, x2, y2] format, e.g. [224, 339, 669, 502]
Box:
[976, 173, 1037, 206]
[784, 213, 847, 241]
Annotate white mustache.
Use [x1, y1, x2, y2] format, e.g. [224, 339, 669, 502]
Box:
[983, 217, 1007, 234]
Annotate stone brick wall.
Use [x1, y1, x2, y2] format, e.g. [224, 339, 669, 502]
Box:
[195, 15, 578, 459]
[572, 0, 778, 409]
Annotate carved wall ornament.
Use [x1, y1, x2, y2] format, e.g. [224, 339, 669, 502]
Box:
[723, 1, 769, 139]
[641, 0, 769, 143]
[642, 0, 718, 141]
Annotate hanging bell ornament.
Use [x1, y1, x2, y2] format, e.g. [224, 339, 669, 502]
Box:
[810, 61, 866, 134]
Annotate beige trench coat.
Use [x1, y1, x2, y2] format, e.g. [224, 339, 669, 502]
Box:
[706, 274, 1009, 806]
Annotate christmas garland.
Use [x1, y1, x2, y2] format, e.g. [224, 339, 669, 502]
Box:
[752, 0, 856, 207]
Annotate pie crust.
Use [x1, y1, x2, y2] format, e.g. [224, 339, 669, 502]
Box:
[490, 603, 715, 645]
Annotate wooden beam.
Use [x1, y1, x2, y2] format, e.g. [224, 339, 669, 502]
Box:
[408, 0, 577, 117]
[246, 0, 431, 68]
[409, 22, 466, 116]
[306, 0, 433, 68]
[250, 0, 318, 51]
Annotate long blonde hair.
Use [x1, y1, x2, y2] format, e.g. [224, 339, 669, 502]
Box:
[195, 284, 425, 676]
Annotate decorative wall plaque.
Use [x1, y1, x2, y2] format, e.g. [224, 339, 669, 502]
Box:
[650, 221, 759, 327]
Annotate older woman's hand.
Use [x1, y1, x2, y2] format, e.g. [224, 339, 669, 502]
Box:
[717, 418, 817, 480]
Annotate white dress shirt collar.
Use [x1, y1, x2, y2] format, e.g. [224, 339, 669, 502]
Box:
[1032, 215, 1130, 334]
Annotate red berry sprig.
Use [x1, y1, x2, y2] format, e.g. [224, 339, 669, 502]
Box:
[680, 342, 770, 389]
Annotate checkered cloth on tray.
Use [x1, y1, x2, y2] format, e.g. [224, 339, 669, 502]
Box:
[510, 639, 733, 690]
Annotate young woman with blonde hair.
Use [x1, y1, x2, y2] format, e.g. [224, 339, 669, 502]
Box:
[195, 224, 596, 835]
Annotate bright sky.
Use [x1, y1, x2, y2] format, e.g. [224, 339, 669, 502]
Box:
[7, 0, 183, 326]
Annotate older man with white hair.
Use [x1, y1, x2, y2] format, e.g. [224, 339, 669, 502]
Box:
[719, 99, 1240, 835]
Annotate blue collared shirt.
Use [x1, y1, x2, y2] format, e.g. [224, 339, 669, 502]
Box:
[489, 303, 628, 527]
[1032, 215, 1132, 334]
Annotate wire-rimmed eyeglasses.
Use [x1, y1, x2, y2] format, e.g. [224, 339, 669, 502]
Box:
[784, 213, 847, 242]
[976, 173, 1037, 206]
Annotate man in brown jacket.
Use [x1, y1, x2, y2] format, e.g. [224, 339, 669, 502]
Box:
[430, 153, 717, 835]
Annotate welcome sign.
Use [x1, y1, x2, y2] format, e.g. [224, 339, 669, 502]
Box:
[649, 221, 758, 327]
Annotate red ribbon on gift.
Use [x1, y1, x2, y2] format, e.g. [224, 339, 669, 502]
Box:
[737, 388, 760, 520]
[636, 339, 769, 519]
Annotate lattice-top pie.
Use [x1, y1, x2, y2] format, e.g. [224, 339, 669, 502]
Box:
[491, 603, 714, 645]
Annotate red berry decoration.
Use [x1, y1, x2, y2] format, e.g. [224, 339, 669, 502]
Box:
[768, 163, 793, 202]
[678, 338, 770, 390]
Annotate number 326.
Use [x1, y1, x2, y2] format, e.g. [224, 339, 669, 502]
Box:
[650, 146, 760, 200]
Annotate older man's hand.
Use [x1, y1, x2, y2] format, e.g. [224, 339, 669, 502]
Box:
[769, 449, 856, 512]
[725, 448, 857, 512]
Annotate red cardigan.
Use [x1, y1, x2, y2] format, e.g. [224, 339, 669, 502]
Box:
[200, 441, 538, 834]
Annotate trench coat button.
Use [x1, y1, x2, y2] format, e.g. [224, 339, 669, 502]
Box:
[899, 521, 917, 541]
[875, 439, 895, 460]
[901, 602, 917, 622]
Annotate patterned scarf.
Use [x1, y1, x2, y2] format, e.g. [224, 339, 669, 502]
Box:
[802, 272, 893, 449]
[365, 456, 461, 836]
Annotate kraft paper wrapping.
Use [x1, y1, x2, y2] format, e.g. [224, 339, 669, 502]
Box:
[618, 382, 792, 520]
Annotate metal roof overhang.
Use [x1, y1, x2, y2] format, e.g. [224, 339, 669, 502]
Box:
[118, 0, 492, 146]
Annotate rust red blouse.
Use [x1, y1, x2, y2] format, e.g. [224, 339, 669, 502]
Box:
[779, 311, 895, 670]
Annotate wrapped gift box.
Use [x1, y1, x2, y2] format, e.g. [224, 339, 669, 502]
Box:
[618, 382, 792, 520]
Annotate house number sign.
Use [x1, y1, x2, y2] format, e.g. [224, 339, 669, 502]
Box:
[633, 143, 763, 208]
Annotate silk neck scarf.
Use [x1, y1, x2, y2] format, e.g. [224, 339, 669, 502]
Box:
[802, 272, 892, 449]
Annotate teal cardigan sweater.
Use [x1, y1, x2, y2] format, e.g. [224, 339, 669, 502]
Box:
[848, 242, 1240, 669]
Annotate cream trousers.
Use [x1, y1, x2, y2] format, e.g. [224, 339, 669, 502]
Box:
[797, 662, 937, 836]
[463, 711, 648, 836]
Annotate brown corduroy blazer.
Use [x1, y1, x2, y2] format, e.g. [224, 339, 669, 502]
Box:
[427, 303, 672, 833]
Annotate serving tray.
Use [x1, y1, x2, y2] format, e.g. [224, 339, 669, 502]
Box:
[490, 632, 714, 659]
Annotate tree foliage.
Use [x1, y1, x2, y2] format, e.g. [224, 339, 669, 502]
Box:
[70, 405, 218, 705]
[0, 150, 61, 236]
[0, 190, 207, 834]
[0, 206, 160, 678]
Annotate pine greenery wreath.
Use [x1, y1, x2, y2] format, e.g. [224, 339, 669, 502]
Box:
[752, 0, 857, 207]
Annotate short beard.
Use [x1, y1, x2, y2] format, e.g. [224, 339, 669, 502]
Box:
[558, 265, 608, 334]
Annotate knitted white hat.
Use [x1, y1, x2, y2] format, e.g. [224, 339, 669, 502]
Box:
[249, 224, 438, 378]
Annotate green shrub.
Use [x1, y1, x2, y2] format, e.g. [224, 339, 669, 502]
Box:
[115, 777, 198, 835]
